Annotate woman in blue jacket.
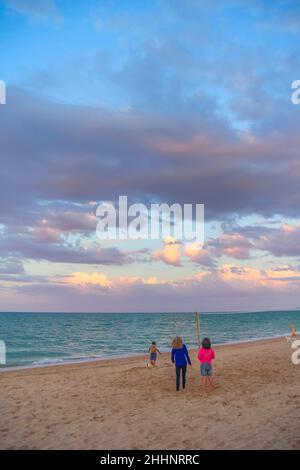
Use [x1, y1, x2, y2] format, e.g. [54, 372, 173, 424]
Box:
[171, 336, 192, 391]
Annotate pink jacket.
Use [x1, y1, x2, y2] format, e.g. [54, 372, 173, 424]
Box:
[198, 347, 215, 364]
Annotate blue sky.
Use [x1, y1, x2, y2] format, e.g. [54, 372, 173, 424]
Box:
[0, 0, 300, 312]
[2, 0, 299, 111]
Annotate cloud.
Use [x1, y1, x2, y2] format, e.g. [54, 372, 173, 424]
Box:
[153, 237, 182, 266]
[219, 263, 300, 289]
[219, 264, 265, 285]
[265, 266, 300, 284]
[3, 262, 299, 312]
[2, 87, 300, 227]
[185, 222, 300, 265]
[185, 243, 216, 267]
[254, 223, 300, 257]
[183, 232, 254, 266]
[67, 272, 112, 289]
[4, 0, 61, 22]
[65, 272, 168, 289]
[64, 268, 211, 291]
[0, 257, 25, 275]
[225, 222, 300, 258]
[63, 263, 300, 294]
[0, 231, 133, 265]
[37, 208, 97, 234]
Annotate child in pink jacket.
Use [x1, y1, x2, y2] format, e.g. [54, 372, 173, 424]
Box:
[198, 337, 215, 390]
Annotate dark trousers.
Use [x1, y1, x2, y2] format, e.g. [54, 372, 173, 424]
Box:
[175, 365, 187, 390]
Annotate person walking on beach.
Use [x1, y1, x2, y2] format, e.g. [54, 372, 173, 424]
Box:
[198, 337, 215, 391]
[171, 336, 192, 391]
[148, 341, 161, 367]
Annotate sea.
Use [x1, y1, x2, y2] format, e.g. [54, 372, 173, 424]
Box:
[0, 310, 299, 370]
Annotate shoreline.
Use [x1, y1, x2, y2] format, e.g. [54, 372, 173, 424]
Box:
[1, 331, 298, 374]
[0, 331, 300, 374]
[0, 331, 300, 376]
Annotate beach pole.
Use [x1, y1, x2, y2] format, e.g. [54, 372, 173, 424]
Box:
[195, 312, 201, 348]
[291, 323, 296, 337]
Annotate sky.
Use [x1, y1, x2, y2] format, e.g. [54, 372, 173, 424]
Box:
[0, 0, 300, 312]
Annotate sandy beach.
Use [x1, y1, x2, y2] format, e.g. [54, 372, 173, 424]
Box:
[0, 337, 299, 450]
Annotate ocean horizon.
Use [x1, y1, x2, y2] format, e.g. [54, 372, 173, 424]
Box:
[0, 310, 299, 370]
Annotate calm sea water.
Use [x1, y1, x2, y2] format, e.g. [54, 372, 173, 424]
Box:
[0, 310, 299, 369]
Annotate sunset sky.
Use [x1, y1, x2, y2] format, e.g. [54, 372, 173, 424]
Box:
[1, 0, 300, 312]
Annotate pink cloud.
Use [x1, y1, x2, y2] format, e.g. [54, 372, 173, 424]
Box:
[153, 237, 182, 266]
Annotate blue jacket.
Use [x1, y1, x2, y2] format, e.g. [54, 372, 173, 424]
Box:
[171, 344, 191, 367]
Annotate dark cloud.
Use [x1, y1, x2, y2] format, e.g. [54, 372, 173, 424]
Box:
[245, 224, 300, 258]
[186, 222, 300, 265]
[0, 232, 132, 265]
[218, 223, 300, 258]
[1, 85, 300, 272]
[206, 233, 253, 261]
[1, 86, 300, 225]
